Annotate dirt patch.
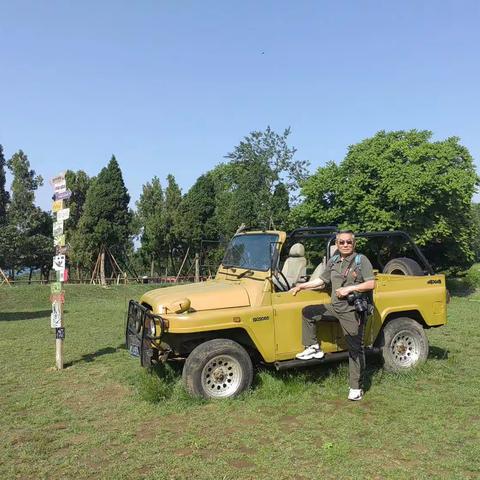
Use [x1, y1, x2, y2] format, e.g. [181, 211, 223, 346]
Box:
[279, 414, 301, 432]
[96, 383, 131, 402]
[159, 414, 188, 432]
[50, 422, 68, 430]
[230, 459, 255, 469]
[174, 447, 194, 457]
[238, 446, 256, 455]
[135, 420, 163, 442]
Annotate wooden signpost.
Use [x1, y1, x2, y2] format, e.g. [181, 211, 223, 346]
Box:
[50, 172, 69, 370]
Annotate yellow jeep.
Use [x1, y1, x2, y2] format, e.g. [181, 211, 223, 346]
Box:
[126, 227, 447, 399]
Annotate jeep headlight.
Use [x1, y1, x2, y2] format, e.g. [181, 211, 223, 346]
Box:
[145, 317, 157, 337]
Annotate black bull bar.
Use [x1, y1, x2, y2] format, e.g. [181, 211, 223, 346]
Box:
[125, 300, 166, 367]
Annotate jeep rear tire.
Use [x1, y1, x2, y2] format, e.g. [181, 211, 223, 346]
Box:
[182, 339, 253, 399]
[379, 317, 429, 372]
[382, 257, 424, 276]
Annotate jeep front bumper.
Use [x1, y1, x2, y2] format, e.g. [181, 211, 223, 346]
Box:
[125, 300, 169, 367]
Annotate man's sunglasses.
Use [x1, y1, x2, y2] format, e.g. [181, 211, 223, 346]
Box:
[337, 240, 354, 245]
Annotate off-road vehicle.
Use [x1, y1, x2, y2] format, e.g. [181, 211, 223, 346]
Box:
[126, 227, 447, 399]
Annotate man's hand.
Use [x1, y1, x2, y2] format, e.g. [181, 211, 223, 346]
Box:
[335, 286, 353, 298]
[289, 285, 303, 296]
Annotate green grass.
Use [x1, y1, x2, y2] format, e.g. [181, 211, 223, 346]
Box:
[1, 284, 479, 479]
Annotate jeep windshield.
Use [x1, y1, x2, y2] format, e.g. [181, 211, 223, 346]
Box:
[222, 233, 278, 272]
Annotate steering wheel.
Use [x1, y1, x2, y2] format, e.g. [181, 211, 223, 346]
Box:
[272, 270, 290, 292]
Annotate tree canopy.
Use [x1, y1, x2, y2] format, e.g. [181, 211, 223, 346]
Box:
[292, 130, 480, 271]
[76, 156, 132, 272]
[214, 127, 307, 235]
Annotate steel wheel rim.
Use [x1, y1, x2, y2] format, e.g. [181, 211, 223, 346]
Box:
[389, 329, 421, 367]
[201, 355, 243, 398]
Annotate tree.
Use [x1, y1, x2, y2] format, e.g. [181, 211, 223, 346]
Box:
[0, 144, 9, 224]
[76, 156, 132, 283]
[215, 127, 308, 235]
[7, 150, 43, 229]
[65, 170, 93, 280]
[472, 203, 480, 262]
[136, 176, 165, 276]
[65, 170, 92, 230]
[292, 130, 480, 272]
[174, 172, 218, 250]
[163, 174, 183, 272]
[4, 150, 52, 280]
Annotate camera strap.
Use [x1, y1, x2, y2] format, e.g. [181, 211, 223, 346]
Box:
[340, 255, 358, 287]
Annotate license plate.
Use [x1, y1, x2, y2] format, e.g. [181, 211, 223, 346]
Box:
[129, 345, 140, 357]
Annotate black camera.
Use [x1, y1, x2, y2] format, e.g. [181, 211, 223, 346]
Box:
[347, 291, 368, 314]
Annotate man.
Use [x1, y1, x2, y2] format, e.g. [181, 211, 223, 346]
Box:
[290, 230, 375, 401]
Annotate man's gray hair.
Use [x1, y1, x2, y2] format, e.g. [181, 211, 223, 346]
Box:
[336, 230, 355, 241]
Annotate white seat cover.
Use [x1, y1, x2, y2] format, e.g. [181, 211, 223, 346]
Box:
[282, 243, 307, 287]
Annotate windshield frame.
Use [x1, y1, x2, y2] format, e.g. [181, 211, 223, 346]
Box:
[221, 233, 280, 272]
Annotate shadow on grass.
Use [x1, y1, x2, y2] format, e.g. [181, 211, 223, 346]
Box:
[0, 310, 52, 321]
[446, 278, 476, 297]
[254, 354, 385, 395]
[126, 344, 451, 403]
[428, 345, 449, 360]
[65, 344, 125, 367]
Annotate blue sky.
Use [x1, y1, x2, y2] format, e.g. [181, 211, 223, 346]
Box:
[1, 0, 479, 210]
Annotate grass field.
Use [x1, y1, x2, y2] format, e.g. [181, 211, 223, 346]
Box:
[1, 284, 479, 480]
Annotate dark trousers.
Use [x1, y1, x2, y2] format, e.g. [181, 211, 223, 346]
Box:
[302, 304, 366, 390]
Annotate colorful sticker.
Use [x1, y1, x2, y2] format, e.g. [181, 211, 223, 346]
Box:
[50, 292, 65, 304]
[53, 221, 64, 237]
[52, 200, 64, 212]
[57, 208, 70, 222]
[50, 301, 62, 328]
[51, 282, 62, 294]
[54, 234, 66, 247]
[54, 189, 72, 201]
[53, 255, 66, 271]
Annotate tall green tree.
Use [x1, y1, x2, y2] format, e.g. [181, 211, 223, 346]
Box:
[216, 127, 307, 235]
[65, 170, 93, 280]
[136, 176, 165, 276]
[0, 144, 9, 224]
[65, 170, 92, 230]
[4, 150, 52, 279]
[7, 150, 43, 229]
[76, 156, 132, 282]
[292, 130, 480, 272]
[163, 174, 182, 271]
[174, 172, 218, 250]
[472, 203, 480, 262]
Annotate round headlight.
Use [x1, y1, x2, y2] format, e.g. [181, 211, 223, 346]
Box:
[144, 317, 156, 337]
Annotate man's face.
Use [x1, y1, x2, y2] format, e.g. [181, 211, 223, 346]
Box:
[336, 233, 355, 256]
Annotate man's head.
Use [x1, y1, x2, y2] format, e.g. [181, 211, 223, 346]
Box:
[336, 230, 355, 257]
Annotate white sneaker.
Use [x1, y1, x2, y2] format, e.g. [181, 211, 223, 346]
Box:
[296, 344, 325, 360]
[348, 388, 363, 401]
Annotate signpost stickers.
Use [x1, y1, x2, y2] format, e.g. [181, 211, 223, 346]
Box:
[50, 172, 70, 370]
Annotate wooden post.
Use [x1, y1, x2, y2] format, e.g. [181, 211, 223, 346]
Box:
[195, 253, 200, 283]
[0, 268, 12, 287]
[100, 248, 106, 285]
[175, 247, 190, 283]
[50, 171, 70, 370]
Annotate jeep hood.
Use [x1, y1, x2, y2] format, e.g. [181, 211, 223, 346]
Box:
[140, 280, 251, 313]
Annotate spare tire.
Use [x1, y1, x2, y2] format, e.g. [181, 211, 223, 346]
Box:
[383, 257, 424, 276]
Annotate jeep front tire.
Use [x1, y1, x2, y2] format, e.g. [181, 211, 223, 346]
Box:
[182, 339, 253, 399]
[379, 317, 429, 372]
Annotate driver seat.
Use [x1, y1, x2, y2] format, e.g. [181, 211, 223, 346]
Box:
[282, 243, 307, 287]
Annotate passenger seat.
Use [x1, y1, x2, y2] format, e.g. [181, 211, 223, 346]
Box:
[282, 243, 307, 287]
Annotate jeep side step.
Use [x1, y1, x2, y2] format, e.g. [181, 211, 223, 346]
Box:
[274, 347, 381, 371]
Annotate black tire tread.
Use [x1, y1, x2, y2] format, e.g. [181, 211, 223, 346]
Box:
[383, 257, 424, 276]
